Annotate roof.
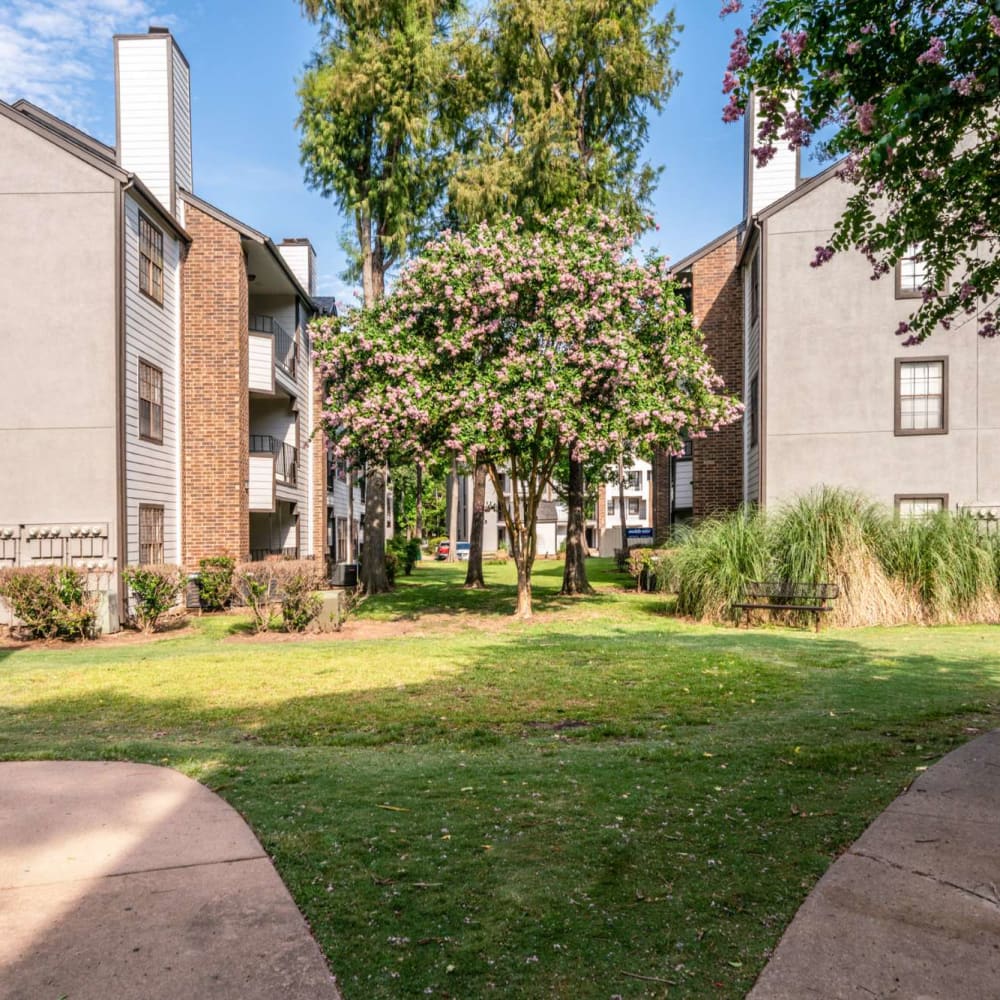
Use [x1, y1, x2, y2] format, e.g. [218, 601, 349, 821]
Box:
[179, 190, 314, 304]
[0, 98, 189, 244]
[670, 223, 744, 276]
[313, 297, 339, 317]
[537, 500, 559, 523]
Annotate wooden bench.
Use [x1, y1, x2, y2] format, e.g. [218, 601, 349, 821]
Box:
[733, 581, 839, 632]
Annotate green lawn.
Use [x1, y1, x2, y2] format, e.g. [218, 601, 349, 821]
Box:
[2, 558, 998, 998]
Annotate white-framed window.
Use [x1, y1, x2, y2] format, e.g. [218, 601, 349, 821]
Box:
[606, 497, 616, 516]
[625, 470, 642, 491]
[896, 244, 928, 298]
[627, 497, 641, 517]
[138, 360, 163, 443]
[895, 495, 947, 519]
[895, 358, 947, 435]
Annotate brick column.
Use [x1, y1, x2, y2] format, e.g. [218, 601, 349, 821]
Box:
[691, 235, 743, 520]
[181, 203, 249, 566]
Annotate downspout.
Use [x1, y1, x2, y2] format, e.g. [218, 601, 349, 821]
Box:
[115, 178, 135, 629]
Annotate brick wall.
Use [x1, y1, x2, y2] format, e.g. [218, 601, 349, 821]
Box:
[181, 202, 249, 566]
[691, 235, 743, 520]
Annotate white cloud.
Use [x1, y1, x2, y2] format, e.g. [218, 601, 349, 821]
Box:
[0, 1, 176, 129]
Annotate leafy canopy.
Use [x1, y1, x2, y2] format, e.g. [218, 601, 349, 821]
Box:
[722, 0, 1000, 342]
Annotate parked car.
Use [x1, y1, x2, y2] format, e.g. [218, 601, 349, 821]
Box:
[435, 541, 450, 560]
[456, 541, 471, 561]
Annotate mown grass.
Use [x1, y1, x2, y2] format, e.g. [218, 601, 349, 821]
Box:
[2, 558, 999, 998]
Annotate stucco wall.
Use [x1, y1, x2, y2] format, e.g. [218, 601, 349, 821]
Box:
[762, 177, 1000, 510]
[0, 113, 119, 542]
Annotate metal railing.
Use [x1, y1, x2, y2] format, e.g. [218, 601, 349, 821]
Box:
[249, 314, 297, 379]
[249, 547, 300, 562]
[249, 434, 298, 486]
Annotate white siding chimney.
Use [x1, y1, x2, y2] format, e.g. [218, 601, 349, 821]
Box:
[278, 239, 317, 297]
[744, 92, 800, 218]
[115, 28, 193, 213]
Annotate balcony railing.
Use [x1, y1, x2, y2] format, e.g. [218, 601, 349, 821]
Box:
[250, 434, 298, 486]
[249, 314, 297, 379]
[250, 547, 300, 562]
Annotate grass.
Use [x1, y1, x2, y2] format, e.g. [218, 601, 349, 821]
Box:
[2, 558, 999, 997]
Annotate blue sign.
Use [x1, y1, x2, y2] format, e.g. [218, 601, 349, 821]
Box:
[626, 527, 654, 540]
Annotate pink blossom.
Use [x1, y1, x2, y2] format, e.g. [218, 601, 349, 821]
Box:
[917, 37, 945, 66]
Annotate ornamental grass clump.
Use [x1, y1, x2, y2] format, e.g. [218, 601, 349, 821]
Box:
[669, 506, 769, 620]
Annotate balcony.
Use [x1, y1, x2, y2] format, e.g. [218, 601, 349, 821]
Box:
[248, 314, 297, 393]
[249, 435, 298, 512]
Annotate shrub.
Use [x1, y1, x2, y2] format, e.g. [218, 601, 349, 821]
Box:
[0, 565, 99, 640]
[123, 565, 183, 633]
[234, 560, 324, 634]
[385, 547, 399, 586]
[389, 536, 422, 576]
[281, 564, 324, 632]
[628, 549, 671, 592]
[196, 555, 235, 611]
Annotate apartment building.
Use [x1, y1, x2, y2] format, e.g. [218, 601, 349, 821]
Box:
[653, 96, 1000, 534]
[0, 27, 361, 631]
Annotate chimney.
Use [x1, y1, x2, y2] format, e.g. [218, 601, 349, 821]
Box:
[744, 92, 800, 218]
[279, 239, 317, 297]
[114, 27, 193, 213]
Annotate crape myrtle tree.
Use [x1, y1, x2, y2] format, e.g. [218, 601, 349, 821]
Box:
[451, 0, 679, 596]
[297, 0, 468, 592]
[722, 0, 1000, 343]
[312, 212, 742, 619]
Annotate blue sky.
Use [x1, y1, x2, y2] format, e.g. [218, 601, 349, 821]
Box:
[0, 0, 789, 300]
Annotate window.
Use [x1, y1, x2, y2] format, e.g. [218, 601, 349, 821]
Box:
[627, 497, 641, 517]
[896, 244, 928, 299]
[625, 470, 642, 491]
[749, 374, 759, 448]
[139, 505, 164, 565]
[139, 360, 163, 443]
[895, 495, 947, 519]
[606, 496, 616, 516]
[750, 252, 760, 324]
[335, 517, 348, 561]
[896, 358, 947, 435]
[138, 212, 164, 304]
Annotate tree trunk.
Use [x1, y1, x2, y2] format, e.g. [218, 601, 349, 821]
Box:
[464, 463, 487, 588]
[359, 463, 390, 593]
[447, 457, 459, 563]
[346, 468, 355, 563]
[560, 455, 594, 595]
[515, 554, 533, 619]
[618, 454, 629, 560]
[415, 462, 424, 542]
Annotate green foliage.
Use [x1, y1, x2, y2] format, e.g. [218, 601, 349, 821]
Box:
[670, 487, 1000, 625]
[724, 0, 1000, 342]
[0, 565, 99, 640]
[384, 547, 399, 586]
[451, 0, 679, 232]
[669, 507, 771, 620]
[122, 566, 183, 634]
[196, 555, 235, 612]
[389, 535, 422, 576]
[280, 567, 324, 633]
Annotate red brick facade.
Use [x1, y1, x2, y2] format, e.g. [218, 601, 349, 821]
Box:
[181, 202, 250, 566]
[690, 234, 743, 520]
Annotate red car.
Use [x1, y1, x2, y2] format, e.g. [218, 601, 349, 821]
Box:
[435, 541, 450, 560]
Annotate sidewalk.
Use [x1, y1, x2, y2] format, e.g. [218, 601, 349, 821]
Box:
[748, 729, 1000, 999]
[0, 761, 341, 1000]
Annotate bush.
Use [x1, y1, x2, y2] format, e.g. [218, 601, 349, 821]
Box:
[281, 564, 324, 632]
[389, 536, 422, 576]
[196, 555, 235, 611]
[384, 547, 399, 586]
[628, 549, 672, 592]
[123, 565, 183, 633]
[0, 565, 99, 640]
[234, 560, 324, 634]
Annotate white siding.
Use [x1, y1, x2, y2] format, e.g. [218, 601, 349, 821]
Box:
[249, 454, 275, 512]
[123, 194, 180, 565]
[277, 243, 315, 296]
[172, 47, 193, 195]
[116, 37, 172, 208]
[248, 334, 274, 393]
[748, 94, 799, 216]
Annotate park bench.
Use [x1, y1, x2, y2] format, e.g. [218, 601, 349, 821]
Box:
[733, 581, 839, 632]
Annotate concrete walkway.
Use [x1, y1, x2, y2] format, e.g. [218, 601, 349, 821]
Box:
[748, 729, 1000, 999]
[0, 761, 341, 1000]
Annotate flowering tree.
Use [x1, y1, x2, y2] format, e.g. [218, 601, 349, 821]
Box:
[313, 213, 742, 618]
[721, 0, 1000, 343]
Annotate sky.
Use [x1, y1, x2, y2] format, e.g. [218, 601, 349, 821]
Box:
[0, 0, 800, 301]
